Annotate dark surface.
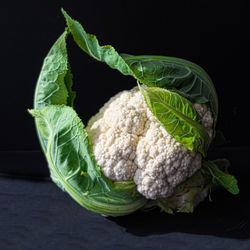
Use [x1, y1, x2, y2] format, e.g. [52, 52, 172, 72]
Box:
[1, 0, 250, 151]
[0, 148, 250, 249]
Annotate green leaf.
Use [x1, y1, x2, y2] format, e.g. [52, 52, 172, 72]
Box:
[30, 23, 146, 216]
[29, 105, 146, 217]
[203, 160, 239, 195]
[33, 30, 75, 154]
[61, 9, 133, 76]
[61, 9, 218, 123]
[138, 84, 210, 156]
[34, 31, 75, 110]
[64, 62, 76, 107]
[121, 54, 218, 123]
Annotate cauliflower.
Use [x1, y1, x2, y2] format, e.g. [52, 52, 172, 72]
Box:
[87, 87, 213, 200]
[30, 10, 239, 216]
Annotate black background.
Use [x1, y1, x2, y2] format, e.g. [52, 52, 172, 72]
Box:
[1, 2, 250, 248]
[1, 0, 250, 150]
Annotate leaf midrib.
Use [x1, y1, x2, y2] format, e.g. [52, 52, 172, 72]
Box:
[144, 87, 209, 142]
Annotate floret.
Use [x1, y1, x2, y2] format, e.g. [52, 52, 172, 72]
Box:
[86, 87, 213, 200]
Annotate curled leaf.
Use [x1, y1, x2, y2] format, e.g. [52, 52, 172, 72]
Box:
[29, 105, 147, 216]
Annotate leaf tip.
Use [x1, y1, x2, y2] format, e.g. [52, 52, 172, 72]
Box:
[61, 8, 72, 24]
[232, 184, 239, 195]
[28, 109, 41, 118]
[27, 109, 35, 116]
[60, 8, 67, 16]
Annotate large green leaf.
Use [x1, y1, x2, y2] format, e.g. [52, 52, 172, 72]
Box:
[138, 85, 210, 156]
[31, 24, 146, 216]
[61, 9, 133, 76]
[62, 9, 218, 122]
[34, 31, 75, 110]
[29, 105, 146, 216]
[33, 31, 75, 154]
[203, 160, 239, 195]
[121, 54, 218, 122]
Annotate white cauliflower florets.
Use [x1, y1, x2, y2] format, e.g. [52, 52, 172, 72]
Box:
[193, 103, 214, 139]
[86, 87, 213, 200]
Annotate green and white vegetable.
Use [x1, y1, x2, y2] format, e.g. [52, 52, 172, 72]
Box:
[29, 9, 239, 217]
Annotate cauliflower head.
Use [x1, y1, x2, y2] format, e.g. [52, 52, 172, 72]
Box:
[86, 87, 213, 200]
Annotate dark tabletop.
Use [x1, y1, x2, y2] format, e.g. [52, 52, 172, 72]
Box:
[1, 148, 250, 250]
